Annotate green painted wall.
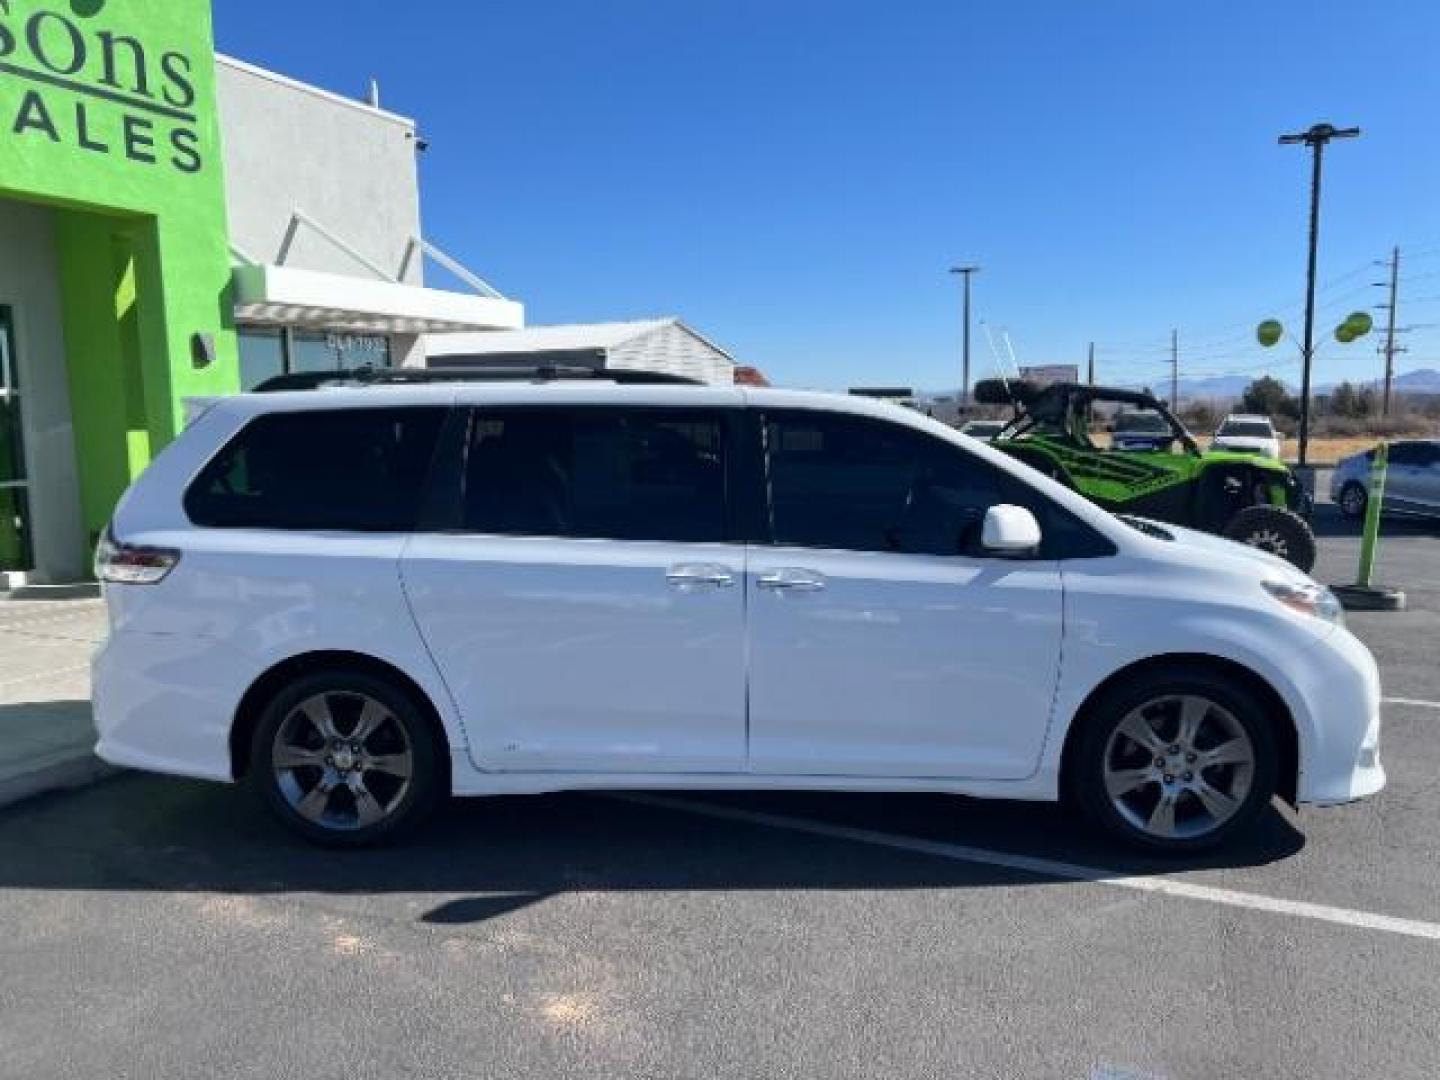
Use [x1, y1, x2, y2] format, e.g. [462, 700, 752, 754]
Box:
[0, 0, 237, 540]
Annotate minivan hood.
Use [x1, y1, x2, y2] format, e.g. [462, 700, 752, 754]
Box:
[1212, 435, 1277, 454]
[1123, 516, 1306, 583]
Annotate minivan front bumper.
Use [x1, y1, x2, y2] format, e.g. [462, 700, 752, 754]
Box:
[1293, 622, 1385, 806]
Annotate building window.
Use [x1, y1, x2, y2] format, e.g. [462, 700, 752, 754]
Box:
[0, 307, 32, 571]
[238, 327, 286, 390]
[291, 330, 392, 375]
[237, 326, 393, 390]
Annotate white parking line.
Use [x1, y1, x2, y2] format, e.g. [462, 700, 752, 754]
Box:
[615, 793, 1440, 943]
[1384, 696, 1440, 711]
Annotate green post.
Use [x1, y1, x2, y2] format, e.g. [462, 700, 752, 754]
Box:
[1356, 442, 1388, 588]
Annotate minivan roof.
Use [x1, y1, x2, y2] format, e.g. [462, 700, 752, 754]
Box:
[251, 365, 705, 392]
[222, 381, 956, 423]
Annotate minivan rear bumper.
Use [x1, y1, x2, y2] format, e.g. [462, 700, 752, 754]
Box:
[92, 629, 238, 783]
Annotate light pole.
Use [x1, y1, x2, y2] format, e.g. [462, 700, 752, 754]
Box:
[1279, 122, 1360, 466]
[949, 265, 980, 411]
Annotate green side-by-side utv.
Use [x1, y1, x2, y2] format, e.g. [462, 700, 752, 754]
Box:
[980, 381, 1316, 571]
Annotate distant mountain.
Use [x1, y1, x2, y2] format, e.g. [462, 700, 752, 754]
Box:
[1173, 375, 1260, 399]
[1175, 368, 1440, 400]
[918, 367, 1440, 408]
[1387, 368, 1440, 393]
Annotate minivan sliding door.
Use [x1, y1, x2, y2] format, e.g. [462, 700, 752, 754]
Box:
[401, 403, 749, 774]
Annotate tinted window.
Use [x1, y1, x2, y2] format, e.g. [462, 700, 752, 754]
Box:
[1389, 443, 1424, 466]
[764, 411, 1000, 556]
[186, 408, 446, 531]
[1218, 420, 1274, 438]
[1113, 410, 1169, 433]
[1393, 441, 1440, 466]
[462, 408, 727, 542]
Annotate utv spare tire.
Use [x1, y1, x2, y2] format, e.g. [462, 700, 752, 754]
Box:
[1222, 505, 1316, 573]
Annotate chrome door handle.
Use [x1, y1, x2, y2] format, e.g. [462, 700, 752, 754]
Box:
[666, 563, 736, 589]
[756, 568, 827, 592]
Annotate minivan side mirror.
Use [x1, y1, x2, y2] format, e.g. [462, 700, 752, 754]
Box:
[982, 504, 1042, 556]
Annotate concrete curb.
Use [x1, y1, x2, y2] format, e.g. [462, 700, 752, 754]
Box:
[0, 747, 119, 812]
[3, 583, 102, 602]
[1333, 583, 1407, 612]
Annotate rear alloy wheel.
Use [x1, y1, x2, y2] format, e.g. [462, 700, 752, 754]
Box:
[1221, 504, 1317, 573]
[1074, 669, 1278, 853]
[1338, 481, 1368, 520]
[252, 671, 442, 846]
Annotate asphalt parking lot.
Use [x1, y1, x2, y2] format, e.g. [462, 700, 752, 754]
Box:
[1, 505, 1438, 1079]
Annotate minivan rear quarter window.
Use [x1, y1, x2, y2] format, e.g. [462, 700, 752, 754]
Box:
[185, 407, 447, 531]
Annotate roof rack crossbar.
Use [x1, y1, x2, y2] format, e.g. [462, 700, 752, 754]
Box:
[253, 365, 705, 392]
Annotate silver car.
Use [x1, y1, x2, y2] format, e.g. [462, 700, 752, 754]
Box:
[959, 419, 1007, 442]
[1330, 439, 1440, 519]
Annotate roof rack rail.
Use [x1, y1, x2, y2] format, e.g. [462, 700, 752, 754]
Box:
[251, 365, 705, 393]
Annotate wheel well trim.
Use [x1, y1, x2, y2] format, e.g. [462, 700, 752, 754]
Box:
[1057, 652, 1300, 806]
[229, 650, 455, 792]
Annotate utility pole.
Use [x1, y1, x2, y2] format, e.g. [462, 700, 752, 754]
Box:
[1170, 329, 1179, 407]
[1378, 246, 1403, 416]
[1279, 122, 1361, 466]
[949, 266, 980, 410]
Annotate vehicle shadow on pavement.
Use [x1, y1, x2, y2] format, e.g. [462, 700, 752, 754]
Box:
[0, 771, 1305, 924]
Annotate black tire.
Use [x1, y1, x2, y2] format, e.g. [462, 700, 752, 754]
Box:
[1221, 504, 1317, 572]
[250, 669, 443, 847]
[1338, 481, 1368, 520]
[1071, 666, 1279, 854]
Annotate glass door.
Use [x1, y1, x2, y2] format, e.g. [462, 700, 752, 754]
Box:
[0, 308, 33, 571]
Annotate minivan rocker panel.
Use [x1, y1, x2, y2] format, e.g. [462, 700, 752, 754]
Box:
[92, 384, 1383, 851]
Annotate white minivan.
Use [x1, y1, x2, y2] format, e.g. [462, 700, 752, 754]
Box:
[92, 375, 1384, 852]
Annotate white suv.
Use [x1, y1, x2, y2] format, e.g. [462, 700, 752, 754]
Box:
[92, 378, 1384, 852]
[1212, 414, 1283, 459]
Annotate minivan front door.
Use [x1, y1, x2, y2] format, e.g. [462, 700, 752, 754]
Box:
[401, 403, 747, 774]
[746, 409, 1064, 780]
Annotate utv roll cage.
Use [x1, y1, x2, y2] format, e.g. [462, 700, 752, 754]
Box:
[993, 382, 1201, 456]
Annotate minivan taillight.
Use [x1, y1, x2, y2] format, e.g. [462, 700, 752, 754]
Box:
[95, 529, 180, 585]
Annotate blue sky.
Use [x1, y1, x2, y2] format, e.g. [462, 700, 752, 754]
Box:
[214, 1, 1440, 393]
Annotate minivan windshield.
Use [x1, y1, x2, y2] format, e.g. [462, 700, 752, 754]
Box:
[1218, 420, 1274, 438]
[1113, 410, 1169, 434]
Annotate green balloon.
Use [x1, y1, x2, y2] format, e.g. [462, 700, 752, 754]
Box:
[1335, 325, 1357, 343]
[1256, 319, 1284, 347]
[1344, 311, 1374, 337]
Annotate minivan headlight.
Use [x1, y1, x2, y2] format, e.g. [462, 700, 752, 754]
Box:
[1262, 579, 1344, 626]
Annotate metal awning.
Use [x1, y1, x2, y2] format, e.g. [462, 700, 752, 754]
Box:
[232, 264, 525, 335]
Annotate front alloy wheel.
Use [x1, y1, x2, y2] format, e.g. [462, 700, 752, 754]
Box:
[1338, 481, 1368, 520]
[1074, 669, 1278, 852]
[1102, 695, 1255, 841]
